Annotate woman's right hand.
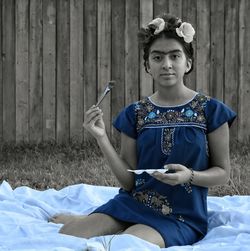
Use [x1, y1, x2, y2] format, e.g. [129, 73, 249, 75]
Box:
[83, 105, 106, 139]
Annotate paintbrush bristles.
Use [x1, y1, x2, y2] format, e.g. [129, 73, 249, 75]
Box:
[107, 80, 116, 89]
[95, 80, 116, 106]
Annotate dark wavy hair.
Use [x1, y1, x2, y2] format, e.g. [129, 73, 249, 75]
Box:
[138, 13, 194, 74]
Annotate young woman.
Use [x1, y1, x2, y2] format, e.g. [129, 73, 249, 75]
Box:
[51, 13, 236, 248]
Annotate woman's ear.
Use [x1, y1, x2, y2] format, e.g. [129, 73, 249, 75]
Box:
[146, 61, 151, 73]
[185, 59, 192, 73]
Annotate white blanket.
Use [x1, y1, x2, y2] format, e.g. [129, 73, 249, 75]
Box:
[0, 180, 250, 251]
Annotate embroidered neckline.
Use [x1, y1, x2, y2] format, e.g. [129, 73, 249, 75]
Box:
[148, 92, 198, 108]
[135, 93, 210, 132]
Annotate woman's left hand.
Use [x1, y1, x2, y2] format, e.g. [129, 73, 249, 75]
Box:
[151, 164, 192, 186]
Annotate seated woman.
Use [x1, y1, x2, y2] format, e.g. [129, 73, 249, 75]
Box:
[51, 13, 236, 248]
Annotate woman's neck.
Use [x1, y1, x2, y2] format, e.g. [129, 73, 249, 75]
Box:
[150, 84, 196, 106]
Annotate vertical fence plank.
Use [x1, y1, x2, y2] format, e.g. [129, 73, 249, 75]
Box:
[70, 0, 84, 142]
[168, 0, 182, 18]
[16, 0, 29, 142]
[224, 0, 238, 141]
[210, 0, 225, 100]
[111, 0, 125, 139]
[43, 0, 56, 142]
[140, 0, 153, 99]
[196, 0, 210, 94]
[29, 0, 43, 142]
[57, 0, 70, 143]
[2, 0, 16, 142]
[83, 0, 97, 140]
[125, 0, 140, 105]
[238, 0, 250, 142]
[154, 0, 169, 17]
[0, 1, 3, 141]
[97, 0, 111, 136]
[182, 0, 197, 91]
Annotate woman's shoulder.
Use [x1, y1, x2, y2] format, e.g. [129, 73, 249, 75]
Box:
[193, 92, 230, 111]
[198, 93, 237, 133]
[121, 98, 151, 113]
[198, 93, 235, 113]
[193, 92, 211, 104]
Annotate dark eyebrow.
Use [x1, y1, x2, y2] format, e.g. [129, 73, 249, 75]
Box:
[150, 49, 183, 55]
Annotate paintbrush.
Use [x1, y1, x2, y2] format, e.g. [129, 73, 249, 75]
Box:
[95, 80, 116, 106]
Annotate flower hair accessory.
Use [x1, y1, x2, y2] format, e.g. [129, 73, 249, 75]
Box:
[147, 17, 195, 43]
[147, 18, 165, 35]
[176, 22, 195, 43]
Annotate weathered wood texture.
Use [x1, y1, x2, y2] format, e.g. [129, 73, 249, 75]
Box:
[2, 0, 16, 142]
[0, 0, 248, 143]
[43, 0, 56, 142]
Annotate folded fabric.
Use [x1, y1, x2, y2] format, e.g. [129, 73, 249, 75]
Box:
[0, 180, 250, 251]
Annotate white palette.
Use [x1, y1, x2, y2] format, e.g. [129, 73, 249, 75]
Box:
[127, 169, 168, 175]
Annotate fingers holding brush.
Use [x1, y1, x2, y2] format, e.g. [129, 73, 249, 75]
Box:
[83, 106, 106, 138]
[84, 106, 102, 124]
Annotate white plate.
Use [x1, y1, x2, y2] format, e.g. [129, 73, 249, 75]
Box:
[127, 169, 168, 175]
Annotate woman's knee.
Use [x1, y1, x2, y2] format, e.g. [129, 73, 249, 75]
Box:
[123, 224, 165, 248]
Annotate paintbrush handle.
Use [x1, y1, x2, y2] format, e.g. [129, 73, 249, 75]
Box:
[95, 88, 110, 106]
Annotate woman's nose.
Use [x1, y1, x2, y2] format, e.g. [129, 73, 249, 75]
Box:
[162, 56, 172, 69]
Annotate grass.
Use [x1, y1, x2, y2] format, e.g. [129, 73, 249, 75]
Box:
[0, 140, 249, 196]
[0, 141, 119, 190]
[209, 140, 250, 196]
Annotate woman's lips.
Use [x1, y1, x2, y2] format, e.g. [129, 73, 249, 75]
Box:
[160, 71, 174, 74]
[160, 73, 175, 77]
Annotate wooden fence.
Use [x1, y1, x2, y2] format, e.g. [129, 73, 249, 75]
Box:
[0, 0, 249, 144]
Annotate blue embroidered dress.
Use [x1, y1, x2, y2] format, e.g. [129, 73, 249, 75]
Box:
[92, 93, 236, 247]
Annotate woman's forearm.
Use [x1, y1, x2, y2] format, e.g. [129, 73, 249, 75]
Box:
[192, 166, 230, 188]
[96, 134, 135, 191]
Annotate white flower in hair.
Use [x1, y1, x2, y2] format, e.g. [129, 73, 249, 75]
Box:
[148, 18, 165, 35]
[176, 22, 195, 43]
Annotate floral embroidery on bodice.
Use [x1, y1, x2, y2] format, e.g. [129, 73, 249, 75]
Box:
[135, 93, 210, 132]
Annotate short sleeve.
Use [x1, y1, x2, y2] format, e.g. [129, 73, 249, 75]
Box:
[112, 103, 137, 139]
[205, 98, 237, 134]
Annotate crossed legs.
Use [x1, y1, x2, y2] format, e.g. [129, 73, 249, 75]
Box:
[50, 213, 165, 248]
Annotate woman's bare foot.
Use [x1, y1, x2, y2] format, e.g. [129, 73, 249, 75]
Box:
[49, 214, 87, 224]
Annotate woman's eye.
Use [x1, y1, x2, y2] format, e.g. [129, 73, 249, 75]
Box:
[171, 54, 180, 60]
[153, 55, 162, 61]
